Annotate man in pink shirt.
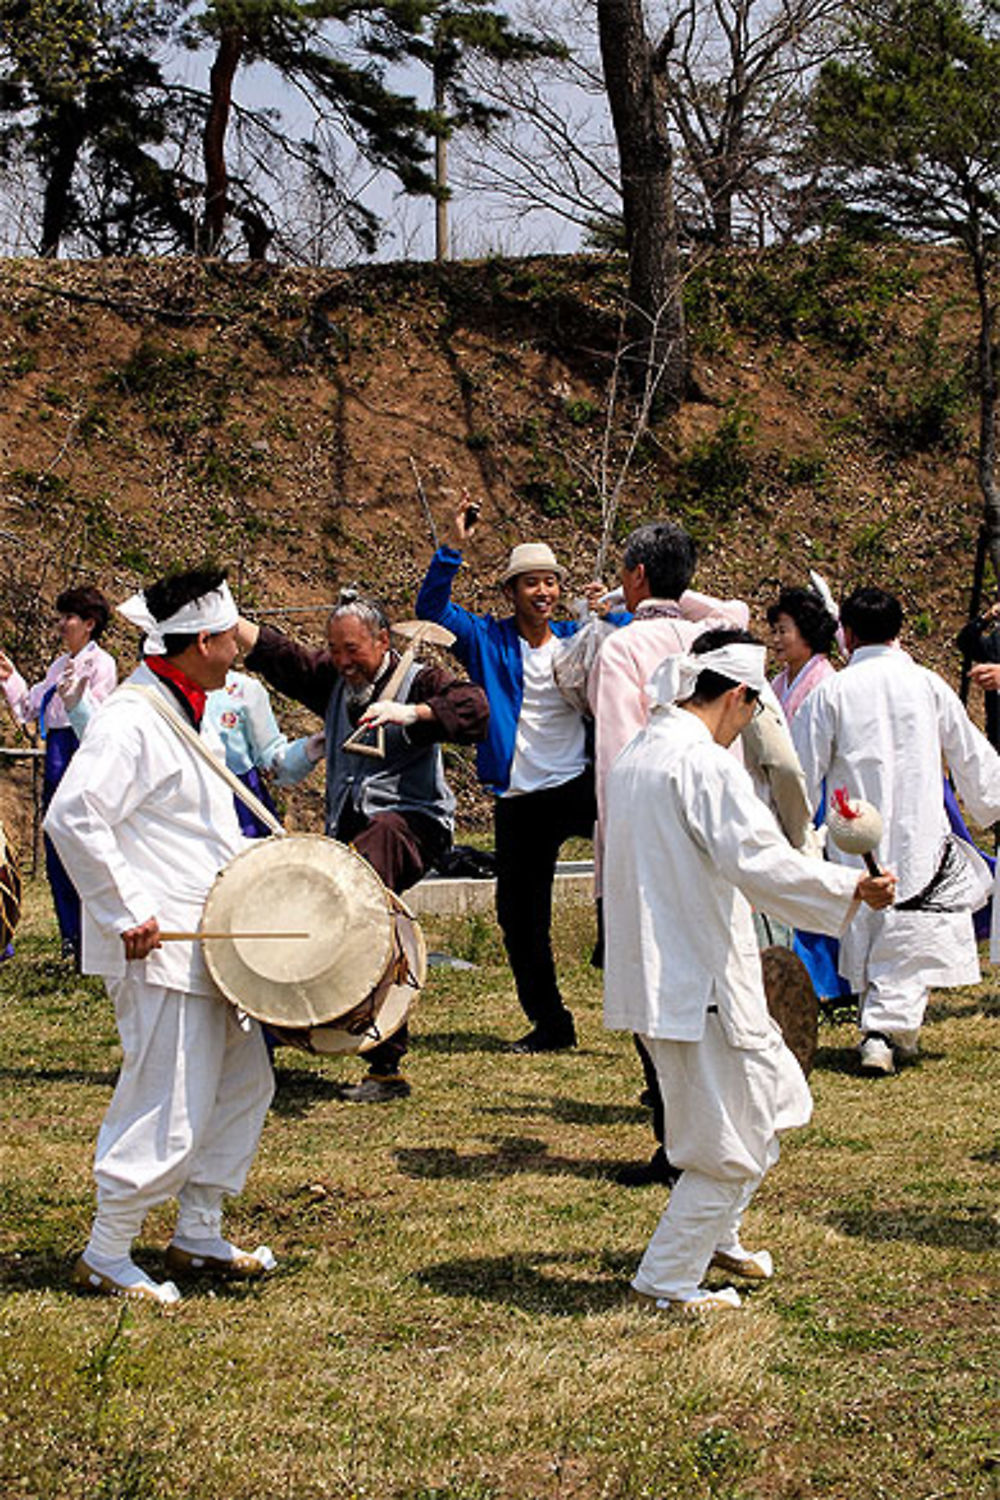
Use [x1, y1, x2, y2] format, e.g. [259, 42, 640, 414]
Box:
[588, 522, 749, 1186]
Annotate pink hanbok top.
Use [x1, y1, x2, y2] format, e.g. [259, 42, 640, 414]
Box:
[771, 652, 835, 723]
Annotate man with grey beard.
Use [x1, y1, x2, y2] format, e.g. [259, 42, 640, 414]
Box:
[236, 591, 489, 1101]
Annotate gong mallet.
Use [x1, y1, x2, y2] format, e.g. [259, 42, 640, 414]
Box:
[826, 786, 884, 875]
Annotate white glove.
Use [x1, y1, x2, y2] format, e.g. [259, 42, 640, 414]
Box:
[57, 661, 87, 709]
[305, 731, 326, 763]
[358, 699, 420, 730]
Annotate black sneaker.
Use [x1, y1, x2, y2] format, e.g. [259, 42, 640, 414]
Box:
[340, 1075, 412, 1103]
[509, 1023, 577, 1054]
[613, 1149, 681, 1188]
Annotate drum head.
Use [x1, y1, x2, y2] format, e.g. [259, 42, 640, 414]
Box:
[202, 835, 394, 1028]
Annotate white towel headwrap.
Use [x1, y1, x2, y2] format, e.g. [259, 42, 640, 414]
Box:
[647, 642, 767, 710]
[117, 581, 239, 656]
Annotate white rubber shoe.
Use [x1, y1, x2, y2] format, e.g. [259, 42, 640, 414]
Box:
[73, 1254, 182, 1307]
[709, 1247, 774, 1281]
[631, 1282, 742, 1315]
[165, 1238, 277, 1280]
[859, 1033, 895, 1074]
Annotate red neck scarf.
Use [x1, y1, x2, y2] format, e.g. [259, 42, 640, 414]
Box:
[146, 654, 207, 726]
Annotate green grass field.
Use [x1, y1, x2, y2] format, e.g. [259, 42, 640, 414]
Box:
[1, 878, 998, 1500]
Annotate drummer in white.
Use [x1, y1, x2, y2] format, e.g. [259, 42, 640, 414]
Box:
[45, 568, 275, 1306]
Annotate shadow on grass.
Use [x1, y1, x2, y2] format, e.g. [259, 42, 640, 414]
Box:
[478, 1092, 649, 1128]
[270, 1067, 352, 1116]
[413, 1029, 512, 1055]
[811, 1045, 863, 1076]
[926, 993, 1000, 1020]
[0, 1065, 119, 1088]
[827, 1206, 999, 1252]
[396, 1134, 636, 1182]
[812, 1044, 943, 1077]
[415, 1247, 637, 1316]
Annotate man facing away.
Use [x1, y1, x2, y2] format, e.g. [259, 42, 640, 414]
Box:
[236, 590, 489, 1102]
[792, 586, 1000, 1075]
[45, 568, 276, 1306]
[587, 520, 750, 1186]
[603, 628, 896, 1313]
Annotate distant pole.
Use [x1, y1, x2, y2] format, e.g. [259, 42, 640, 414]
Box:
[434, 49, 449, 263]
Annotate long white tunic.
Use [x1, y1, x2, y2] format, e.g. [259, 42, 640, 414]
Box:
[603, 706, 861, 1048]
[791, 645, 1000, 991]
[43, 664, 249, 995]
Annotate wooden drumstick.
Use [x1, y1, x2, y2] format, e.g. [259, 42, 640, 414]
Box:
[158, 930, 311, 941]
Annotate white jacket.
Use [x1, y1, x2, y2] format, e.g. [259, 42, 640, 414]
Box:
[44, 665, 248, 994]
[792, 644, 1000, 988]
[603, 707, 859, 1047]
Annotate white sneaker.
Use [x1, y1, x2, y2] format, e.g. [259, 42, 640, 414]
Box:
[859, 1033, 895, 1074]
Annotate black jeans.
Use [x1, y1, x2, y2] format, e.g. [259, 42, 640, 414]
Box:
[493, 768, 596, 1032]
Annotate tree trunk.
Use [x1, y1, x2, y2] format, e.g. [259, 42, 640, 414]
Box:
[970, 230, 1000, 587]
[202, 28, 243, 255]
[39, 100, 85, 258]
[596, 0, 685, 411]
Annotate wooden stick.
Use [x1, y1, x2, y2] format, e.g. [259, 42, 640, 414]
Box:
[158, 930, 311, 941]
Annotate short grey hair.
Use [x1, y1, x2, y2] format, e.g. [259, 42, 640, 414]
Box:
[329, 588, 390, 638]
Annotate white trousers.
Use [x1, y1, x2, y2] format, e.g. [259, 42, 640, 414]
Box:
[87, 976, 274, 1259]
[859, 970, 928, 1043]
[843, 908, 977, 1040]
[633, 1016, 811, 1302]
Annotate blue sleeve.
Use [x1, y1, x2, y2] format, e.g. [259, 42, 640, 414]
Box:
[415, 548, 484, 664]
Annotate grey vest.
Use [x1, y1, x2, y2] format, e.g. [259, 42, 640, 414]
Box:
[324, 660, 455, 836]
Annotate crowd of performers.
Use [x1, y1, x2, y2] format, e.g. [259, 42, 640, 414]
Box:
[5, 508, 1000, 1314]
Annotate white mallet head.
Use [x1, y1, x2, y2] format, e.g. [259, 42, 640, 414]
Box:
[826, 787, 883, 855]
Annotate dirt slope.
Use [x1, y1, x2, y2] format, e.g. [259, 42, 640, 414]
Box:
[0, 242, 987, 843]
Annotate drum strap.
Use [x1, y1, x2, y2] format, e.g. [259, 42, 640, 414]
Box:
[116, 685, 286, 838]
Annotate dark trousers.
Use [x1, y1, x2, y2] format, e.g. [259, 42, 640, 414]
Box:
[337, 805, 449, 1075]
[43, 728, 81, 955]
[634, 1034, 665, 1146]
[494, 769, 596, 1032]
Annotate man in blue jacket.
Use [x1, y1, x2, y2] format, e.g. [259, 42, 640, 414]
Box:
[417, 504, 608, 1052]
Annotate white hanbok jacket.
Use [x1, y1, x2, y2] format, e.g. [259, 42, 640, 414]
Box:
[603, 707, 861, 1048]
[44, 664, 249, 995]
[791, 645, 1000, 988]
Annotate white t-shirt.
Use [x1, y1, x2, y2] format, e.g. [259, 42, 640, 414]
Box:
[504, 636, 587, 796]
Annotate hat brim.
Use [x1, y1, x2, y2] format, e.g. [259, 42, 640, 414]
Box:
[500, 562, 567, 586]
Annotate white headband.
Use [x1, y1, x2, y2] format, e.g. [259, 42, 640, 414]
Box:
[118, 581, 239, 656]
[647, 643, 767, 709]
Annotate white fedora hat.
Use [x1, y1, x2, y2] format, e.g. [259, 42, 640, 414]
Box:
[500, 542, 566, 585]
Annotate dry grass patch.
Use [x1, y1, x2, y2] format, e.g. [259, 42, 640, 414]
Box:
[2, 879, 998, 1499]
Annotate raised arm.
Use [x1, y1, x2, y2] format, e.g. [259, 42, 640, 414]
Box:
[242, 622, 337, 720]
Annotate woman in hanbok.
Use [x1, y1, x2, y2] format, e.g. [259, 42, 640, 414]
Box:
[767, 586, 838, 722]
[0, 587, 116, 961]
[766, 585, 846, 1003]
